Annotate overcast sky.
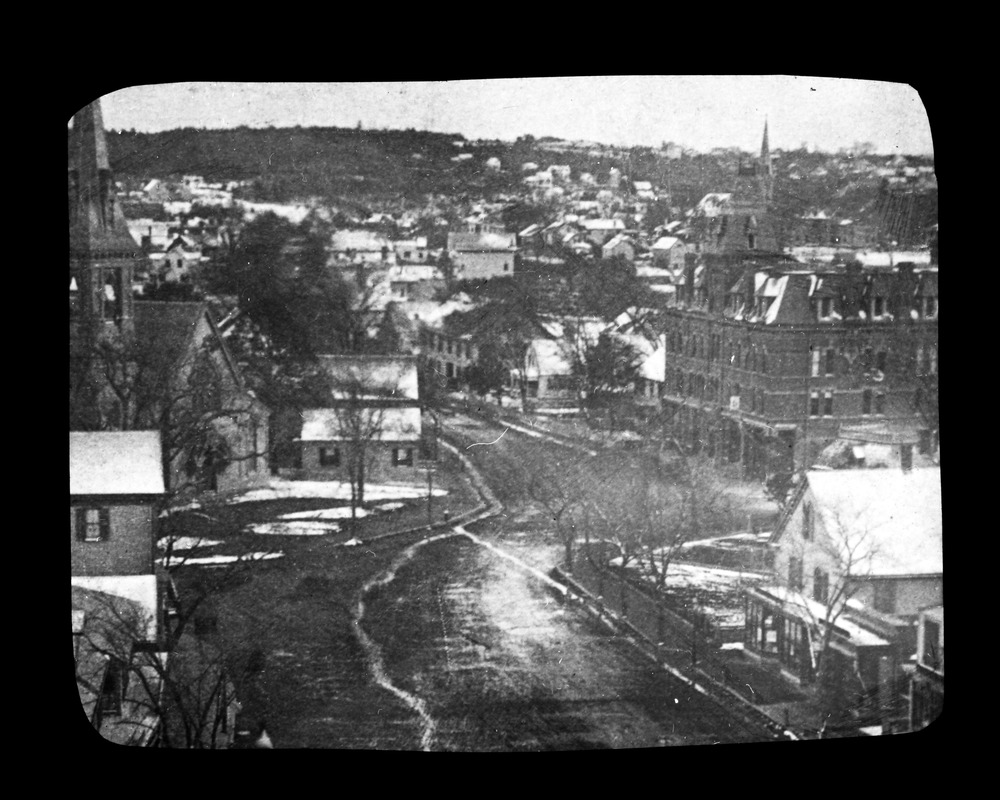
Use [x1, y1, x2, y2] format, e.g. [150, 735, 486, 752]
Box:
[93, 77, 934, 156]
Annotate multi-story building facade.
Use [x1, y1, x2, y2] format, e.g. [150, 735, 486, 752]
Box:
[744, 467, 941, 731]
[660, 256, 939, 477]
[659, 123, 938, 477]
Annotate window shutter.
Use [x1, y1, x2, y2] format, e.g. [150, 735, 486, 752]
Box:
[99, 508, 111, 541]
[75, 507, 87, 541]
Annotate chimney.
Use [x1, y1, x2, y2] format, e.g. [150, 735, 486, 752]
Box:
[743, 264, 757, 315]
[683, 253, 697, 305]
[845, 260, 864, 318]
[895, 261, 917, 318]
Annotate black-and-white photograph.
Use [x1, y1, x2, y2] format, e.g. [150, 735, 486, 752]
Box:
[69, 77, 941, 749]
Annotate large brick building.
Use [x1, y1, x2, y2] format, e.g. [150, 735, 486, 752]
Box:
[659, 125, 937, 477]
[660, 254, 939, 477]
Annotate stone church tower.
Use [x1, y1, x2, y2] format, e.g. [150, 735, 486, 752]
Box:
[722, 120, 777, 252]
[69, 98, 146, 429]
[69, 99, 141, 343]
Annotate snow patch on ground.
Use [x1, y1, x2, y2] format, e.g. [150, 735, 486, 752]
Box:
[157, 552, 284, 567]
[280, 507, 371, 521]
[157, 536, 224, 551]
[228, 480, 448, 504]
[247, 521, 340, 536]
[159, 501, 203, 517]
[681, 531, 772, 549]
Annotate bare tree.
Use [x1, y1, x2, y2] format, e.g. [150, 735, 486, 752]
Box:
[636, 448, 741, 593]
[70, 331, 269, 502]
[772, 499, 884, 727]
[331, 379, 390, 520]
[485, 447, 584, 569]
[74, 587, 245, 749]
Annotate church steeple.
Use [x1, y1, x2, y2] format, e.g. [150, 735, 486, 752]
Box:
[760, 119, 773, 203]
[69, 99, 139, 337]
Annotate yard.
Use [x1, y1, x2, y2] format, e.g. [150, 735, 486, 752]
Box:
[158, 451, 483, 747]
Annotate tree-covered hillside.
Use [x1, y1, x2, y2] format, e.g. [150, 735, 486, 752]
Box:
[94, 125, 936, 241]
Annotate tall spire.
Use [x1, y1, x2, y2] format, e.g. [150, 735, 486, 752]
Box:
[69, 98, 139, 337]
[69, 100, 139, 256]
[760, 118, 773, 203]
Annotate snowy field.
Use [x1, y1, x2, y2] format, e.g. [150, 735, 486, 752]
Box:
[228, 480, 449, 505]
[162, 481, 448, 517]
[158, 552, 285, 568]
[157, 536, 225, 551]
[157, 481, 442, 565]
[603, 555, 768, 629]
[680, 531, 773, 549]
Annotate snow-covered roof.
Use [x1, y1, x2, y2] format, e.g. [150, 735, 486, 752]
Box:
[70, 432, 165, 496]
[581, 218, 625, 231]
[331, 230, 391, 252]
[317, 355, 420, 400]
[628, 333, 666, 383]
[403, 294, 475, 327]
[803, 468, 942, 577]
[756, 585, 891, 647]
[852, 250, 932, 267]
[695, 193, 731, 216]
[602, 233, 633, 251]
[448, 231, 517, 252]
[299, 407, 422, 442]
[652, 236, 681, 251]
[526, 338, 574, 376]
[383, 264, 440, 283]
[393, 237, 428, 249]
[636, 265, 676, 280]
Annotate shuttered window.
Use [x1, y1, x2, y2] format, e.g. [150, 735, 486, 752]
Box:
[76, 507, 110, 542]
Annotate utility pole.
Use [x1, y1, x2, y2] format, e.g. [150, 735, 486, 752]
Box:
[427, 463, 433, 527]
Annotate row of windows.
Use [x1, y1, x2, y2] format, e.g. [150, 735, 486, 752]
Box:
[426, 359, 468, 381]
[813, 294, 938, 321]
[810, 344, 937, 378]
[319, 447, 414, 467]
[428, 335, 474, 360]
[669, 369, 767, 414]
[810, 388, 908, 417]
[666, 330, 769, 373]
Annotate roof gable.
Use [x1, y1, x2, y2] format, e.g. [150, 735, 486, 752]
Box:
[317, 355, 419, 401]
[798, 468, 943, 576]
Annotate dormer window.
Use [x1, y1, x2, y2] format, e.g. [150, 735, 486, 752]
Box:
[872, 295, 886, 318]
[818, 296, 833, 320]
[923, 296, 938, 318]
